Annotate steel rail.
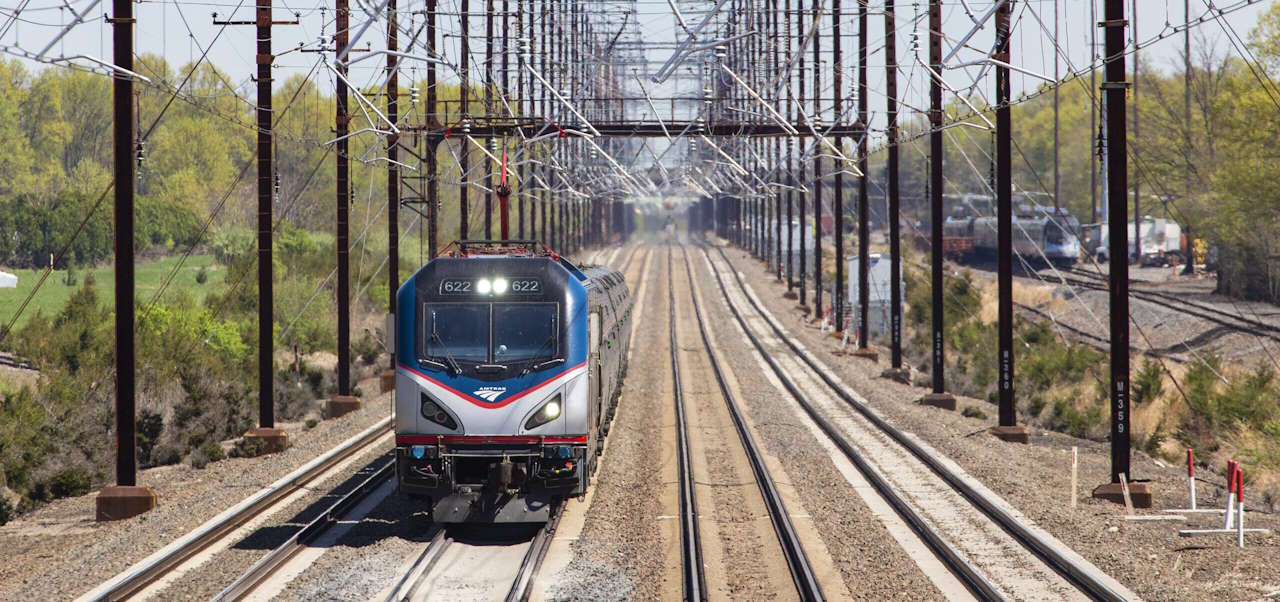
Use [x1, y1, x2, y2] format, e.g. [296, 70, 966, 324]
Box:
[384, 530, 452, 602]
[212, 458, 395, 601]
[667, 245, 707, 602]
[695, 243, 1005, 601]
[708, 245, 1129, 602]
[504, 504, 564, 602]
[84, 417, 393, 601]
[677, 245, 824, 601]
[1060, 267, 1280, 342]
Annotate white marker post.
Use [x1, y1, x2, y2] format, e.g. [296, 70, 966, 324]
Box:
[1224, 460, 1237, 530]
[1070, 447, 1078, 509]
[1237, 468, 1245, 549]
[1187, 448, 1197, 510]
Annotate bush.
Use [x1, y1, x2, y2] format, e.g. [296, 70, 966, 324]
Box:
[230, 437, 268, 459]
[0, 494, 12, 526]
[196, 266, 209, 285]
[1133, 359, 1165, 406]
[35, 466, 93, 501]
[136, 409, 164, 466]
[961, 405, 987, 420]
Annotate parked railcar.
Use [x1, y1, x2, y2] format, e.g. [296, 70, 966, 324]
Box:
[391, 241, 632, 523]
[943, 208, 1081, 267]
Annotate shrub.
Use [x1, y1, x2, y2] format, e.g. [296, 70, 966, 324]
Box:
[1133, 359, 1165, 406]
[230, 437, 268, 459]
[35, 466, 93, 501]
[961, 405, 987, 420]
[136, 409, 164, 466]
[196, 266, 208, 285]
[0, 494, 12, 526]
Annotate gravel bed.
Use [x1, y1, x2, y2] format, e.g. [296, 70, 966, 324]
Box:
[0, 377, 392, 601]
[272, 488, 437, 601]
[156, 447, 397, 600]
[689, 247, 943, 599]
[542, 246, 672, 602]
[672, 251, 794, 600]
[721, 245, 1280, 601]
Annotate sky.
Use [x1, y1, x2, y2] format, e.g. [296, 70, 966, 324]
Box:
[1, 0, 1274, 154]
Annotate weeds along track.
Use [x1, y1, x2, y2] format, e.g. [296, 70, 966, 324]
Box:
[701, 243, 1132, 602]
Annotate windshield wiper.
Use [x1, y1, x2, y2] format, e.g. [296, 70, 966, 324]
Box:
[429, 331, 463, 376]
[527, 357, 565, 373]
[519, 334, 561, 375]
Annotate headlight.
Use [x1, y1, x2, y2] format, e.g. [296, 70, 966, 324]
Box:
[524, 393, 563, 430]
[420, 392, 458, 430]
[477, 278, 492, 294]
[492, 277, 508, 294]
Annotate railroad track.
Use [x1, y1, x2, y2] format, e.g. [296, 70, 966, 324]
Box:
[1056, 267, 1280, 345]
[702, 244, 1131, 602]
[666, 246, 707, 601]
[81, 417, 394, 601]
[676, 245, 824, 600]
[382, 508, 562, 602]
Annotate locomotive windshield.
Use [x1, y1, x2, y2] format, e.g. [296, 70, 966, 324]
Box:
[493, 303, 559, 362]
[421, 302, 560, 369]
[424, 304, 490, 363]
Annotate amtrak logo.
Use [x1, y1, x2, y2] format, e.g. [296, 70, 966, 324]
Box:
[473, 386, 507, 402]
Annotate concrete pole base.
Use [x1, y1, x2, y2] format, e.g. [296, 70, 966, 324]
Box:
[95, 485, 157, 522]
[990, 425, 1030, 444]
[327, 395, 362, 419]
[880, 367, 911, 384]
[243, 427, 289, 454]
[852, 348, 880, 362]
[379, 369, 396, 393]
[1092, 480, 1154, 509]
[918, 392, 956, 411]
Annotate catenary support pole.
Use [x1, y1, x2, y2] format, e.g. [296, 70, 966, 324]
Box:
[992, 0, 1027, 444]
[427, 0, 439, 257]
[381, 0, 400, 393]
[460, 0, 471, 239]
[882, 0, 907, 380]
[920, 0, 955, 410]
[810, 0, 822, 319]
[329, 0, 361, 417]
[243, 0, 290, 450]
[1093, 0, 1151, 508]
[832, 0, 844, 331]
[98, 0, 157, 521]
[855, 0, 872, 354]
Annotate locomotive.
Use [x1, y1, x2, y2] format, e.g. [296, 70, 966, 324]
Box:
[390, 241, 631, 523]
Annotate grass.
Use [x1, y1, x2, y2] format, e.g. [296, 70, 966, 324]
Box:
[0, 254, 217, 331]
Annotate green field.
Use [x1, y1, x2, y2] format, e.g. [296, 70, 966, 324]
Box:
[0, 254, 218, 331]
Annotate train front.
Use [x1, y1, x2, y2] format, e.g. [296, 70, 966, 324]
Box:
[393, 252, 588, 523]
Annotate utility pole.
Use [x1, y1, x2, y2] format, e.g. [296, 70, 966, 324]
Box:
[993, 0, 1027, 443]
[1131, 0, 1140, 254]
[427, 0, 439, 257]
[784, 0, 796, 299]
[484, 0, 494, 239]
[810, 0, 822, 319]
[832, 0, 844, 332]
[773, 0, 782, 280]
[1053, 0, 1059, 212]
[382, 0, 400, 393]
[98, 0, 157, 521]
[1094, 0, 1151, 508]
[854, 0, 875, 358]
[460, 0, 471, 240]
[795, 0, 806, 307]
[245, 0, 293, 449]
[881, 0, 908, 383]
[920, 0, 954, 410]
[1182, 0, 1194, 275]
[1090, 0, 1098, 226]
[329, 0, 361, 418]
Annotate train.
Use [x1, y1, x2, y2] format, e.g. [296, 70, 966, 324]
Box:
[390, 240, 632, 523]
[942, 198, 1081, 267]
